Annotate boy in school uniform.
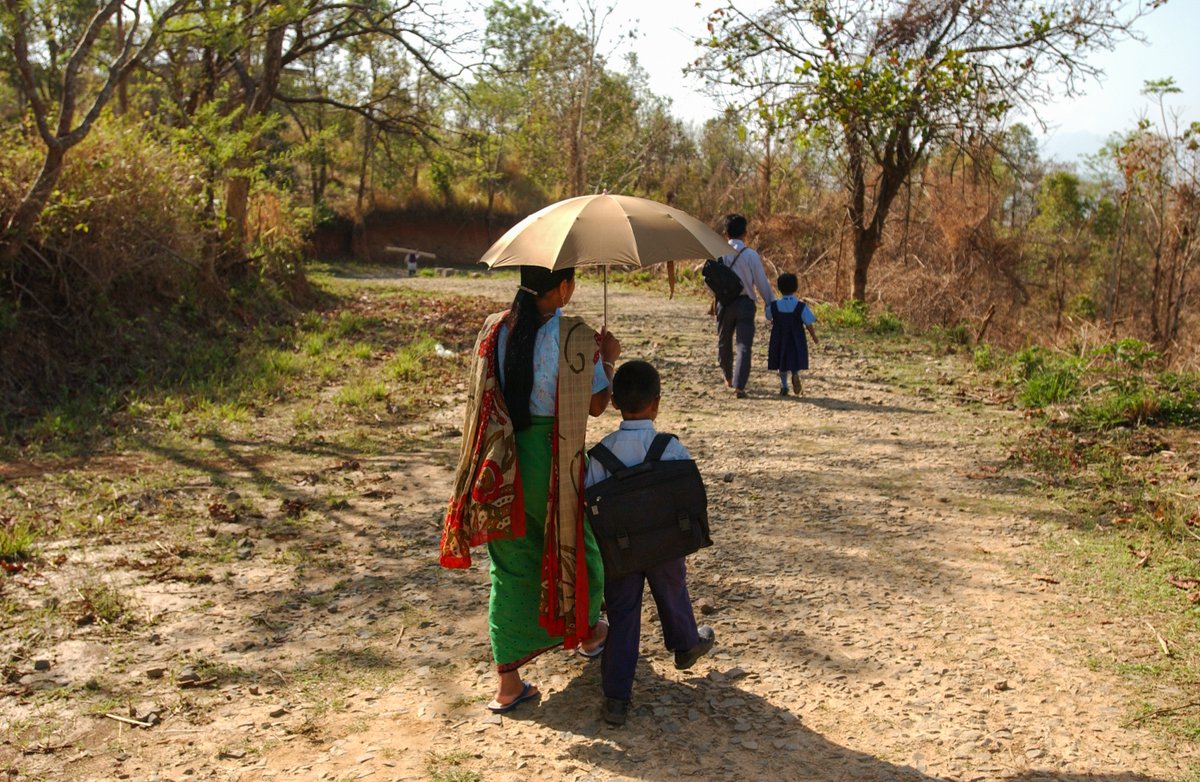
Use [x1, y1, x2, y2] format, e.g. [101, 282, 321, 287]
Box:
[584, 360, 716, 726]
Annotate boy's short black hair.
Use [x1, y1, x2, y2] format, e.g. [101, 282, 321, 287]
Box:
[777, 272, 798, 295]
[723, 213, 747, 239]
[611, 360, 661, 414]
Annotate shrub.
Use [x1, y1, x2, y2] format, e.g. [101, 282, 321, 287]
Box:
[1018, 366, 1080, 408]
[870, 310, 904, 335]
[973, 343, 995, 371]
[816, 300, 869, 329]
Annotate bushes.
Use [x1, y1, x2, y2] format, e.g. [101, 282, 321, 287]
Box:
[1001, 339, 1200, 431]
[1, 119, 315, 436]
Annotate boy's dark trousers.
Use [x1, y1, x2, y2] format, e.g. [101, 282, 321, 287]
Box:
[716, 295, 756, 390]
[600, 556, 701, 702]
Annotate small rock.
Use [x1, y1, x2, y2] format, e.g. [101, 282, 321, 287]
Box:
[145, 667, 166, 680]
[724, 667, 748, 680]
[33, 659, 51, 672]
[992, 679, 1010, 691]
[722, 473, 734, 483]
[269, 706, 289, 718]
[178, 667, 199, 683]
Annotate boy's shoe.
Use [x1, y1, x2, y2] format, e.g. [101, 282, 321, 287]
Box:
[791, 373, 802, 395]
[779, 387, 788, 396]
[734, 389, 747, 399]
[602, 697, 629, 726]
[674, 625, 716, 670]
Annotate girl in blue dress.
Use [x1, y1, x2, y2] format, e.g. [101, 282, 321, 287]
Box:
[766, 273, 819, 395]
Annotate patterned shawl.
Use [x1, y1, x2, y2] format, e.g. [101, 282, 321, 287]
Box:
[440, 311, 600, 648]
[439, 312, 523, 566]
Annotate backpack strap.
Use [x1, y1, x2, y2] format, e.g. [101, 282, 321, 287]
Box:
[644, 433, 677, 463]
[587, 442, 627, 476]
[724, 247, 746, 270]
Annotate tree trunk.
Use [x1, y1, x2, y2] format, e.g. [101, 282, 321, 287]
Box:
[1, 145, 66, 266]
[221, 25, 285, 260]
[843, 127, 911, 302]
[223, 174, 251, 252]
[760, 130, 773, 215]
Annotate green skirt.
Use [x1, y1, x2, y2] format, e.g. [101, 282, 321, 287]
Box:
[488, 416, 604, 669]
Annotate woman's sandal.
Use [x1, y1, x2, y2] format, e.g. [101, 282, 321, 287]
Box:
[486, 681, 540, 714]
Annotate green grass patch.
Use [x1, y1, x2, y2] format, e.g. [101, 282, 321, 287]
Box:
[333, 379, 389, 409]
[75, 581, 135, 627]
[0, 519, 39, 562]
[386, 337, 439, 382]
[425, 751, 482, 782]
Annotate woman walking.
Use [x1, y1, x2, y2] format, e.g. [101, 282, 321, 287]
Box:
[441, 266, 620, 712]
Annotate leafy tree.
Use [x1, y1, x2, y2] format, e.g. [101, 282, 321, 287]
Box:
[147, 0, 462, 258]
[1033, 170, 1089, 329]
[694, 0, 1159, 301]
[0, 0, 192, 267]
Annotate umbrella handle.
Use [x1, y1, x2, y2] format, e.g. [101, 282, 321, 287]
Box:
[603, 266, 608, 331]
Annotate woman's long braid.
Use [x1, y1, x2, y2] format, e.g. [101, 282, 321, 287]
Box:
[503, 288, 540, 432]
[501, 267, 575, 432]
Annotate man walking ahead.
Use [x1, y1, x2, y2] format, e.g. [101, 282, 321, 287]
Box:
[715, 214, 774, 398]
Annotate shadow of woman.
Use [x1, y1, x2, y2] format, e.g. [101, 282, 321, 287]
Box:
[516, 658, 1168, 782]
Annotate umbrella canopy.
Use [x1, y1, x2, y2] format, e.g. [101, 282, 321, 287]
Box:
[481, 194, 729, 271]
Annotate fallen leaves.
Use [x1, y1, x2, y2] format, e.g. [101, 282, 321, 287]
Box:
[207, 501, 238, 524]
[1165, 574, 1200, 604]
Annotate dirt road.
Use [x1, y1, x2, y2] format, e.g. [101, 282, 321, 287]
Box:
[2, 275, 1189, 781]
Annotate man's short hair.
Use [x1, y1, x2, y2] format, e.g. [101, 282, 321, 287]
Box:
[777, 272, 798, 295]
[611, 360, 661, 414]
[723, 213, 747, 239]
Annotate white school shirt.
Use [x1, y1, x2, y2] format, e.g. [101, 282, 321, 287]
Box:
[584, 419, 692, 488]
[766, 294, 817, 325]
[723, 238, 775, 307]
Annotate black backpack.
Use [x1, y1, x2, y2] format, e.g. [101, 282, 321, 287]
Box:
[584, 433, 712, 578]
[702, 248, 746, 307]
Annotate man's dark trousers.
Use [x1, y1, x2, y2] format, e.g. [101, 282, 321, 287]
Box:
[717, 295, 756, 391]
[600, 558, 700, 701]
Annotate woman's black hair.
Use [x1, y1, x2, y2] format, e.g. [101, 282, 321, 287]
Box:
[503, 266, 576, 431]
[777, 272, 798, 295]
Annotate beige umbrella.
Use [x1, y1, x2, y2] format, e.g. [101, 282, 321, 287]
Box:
[480, 194, 730, 324]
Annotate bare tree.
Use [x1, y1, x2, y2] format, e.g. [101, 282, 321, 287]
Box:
[694, 0, 1161, 301]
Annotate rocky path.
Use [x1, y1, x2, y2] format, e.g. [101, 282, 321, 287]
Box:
[2, 275, 1189, 781]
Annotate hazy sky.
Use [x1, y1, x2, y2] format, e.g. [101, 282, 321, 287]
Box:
[456, 0, 1199, 163]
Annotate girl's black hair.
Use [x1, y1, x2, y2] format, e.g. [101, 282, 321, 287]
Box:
[777, 272, 798, 295]
[503, 266, 576, 431]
